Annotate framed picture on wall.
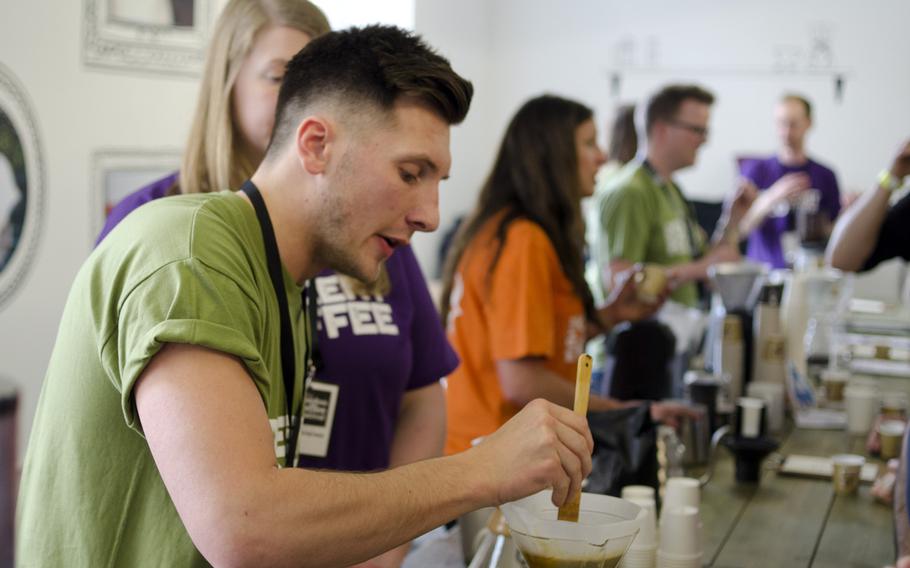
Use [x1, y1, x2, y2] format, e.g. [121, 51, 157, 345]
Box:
[82, 0, 214, 76]
[0, 63, 45, 310]
[91, 149, 181, 242]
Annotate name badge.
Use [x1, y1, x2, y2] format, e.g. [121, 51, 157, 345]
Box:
[663, 218, 691, 257]
[297, 380, 339, 458]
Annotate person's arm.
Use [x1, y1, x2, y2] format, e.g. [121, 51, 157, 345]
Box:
[738, 173, 810, 235]
[358, 382, 446, 568]
[496, 358, 627, 413]
[827, 140, 910, 271]
[495, 358, 700, 426]
[136, 343, 593, 568]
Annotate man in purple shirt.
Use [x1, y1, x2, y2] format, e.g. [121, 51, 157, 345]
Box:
[739, 94, 841, 268]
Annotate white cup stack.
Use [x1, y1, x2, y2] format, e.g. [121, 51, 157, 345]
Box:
[623, 496, 658, 568]
[657, 505, 703, 568]
[657, 479, 703, 568]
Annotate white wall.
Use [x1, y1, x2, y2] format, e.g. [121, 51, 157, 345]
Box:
[0, 0, 201, 463]
[413, 0, 910, 275]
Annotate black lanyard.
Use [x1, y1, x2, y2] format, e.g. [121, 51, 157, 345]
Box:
[241, 180, 308, 467]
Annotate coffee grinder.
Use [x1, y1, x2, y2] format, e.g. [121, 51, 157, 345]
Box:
[705, 262, 768, 405]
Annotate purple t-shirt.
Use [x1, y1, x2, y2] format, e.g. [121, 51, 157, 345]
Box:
[740, 156, 841, 268]
[96, 173, 459, 472]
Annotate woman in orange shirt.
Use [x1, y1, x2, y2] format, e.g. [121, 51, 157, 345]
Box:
[441, 95, 687, 454]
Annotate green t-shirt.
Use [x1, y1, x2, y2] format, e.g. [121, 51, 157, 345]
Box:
[16, 191, 307, 567]
[587, 161, 706, 307]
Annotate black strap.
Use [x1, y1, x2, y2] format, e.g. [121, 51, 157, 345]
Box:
[241, 180, 302, 467]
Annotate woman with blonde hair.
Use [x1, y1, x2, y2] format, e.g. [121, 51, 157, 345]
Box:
[98, 3, 457, 566]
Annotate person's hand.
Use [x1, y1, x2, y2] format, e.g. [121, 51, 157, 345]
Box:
[598, 265, 667, 327]
[467, 399, 594, 508]
[725, 177, 759, 226]
[767, 172, 811, 205]
[649, 400, 703, 430]
[889, 139, 910, 180]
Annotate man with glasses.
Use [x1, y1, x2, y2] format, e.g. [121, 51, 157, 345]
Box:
[738, 94, 841, 268]
[588, 84, 747, 309]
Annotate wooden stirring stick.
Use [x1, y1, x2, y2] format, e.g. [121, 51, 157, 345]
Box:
[557, 353, 593, 522]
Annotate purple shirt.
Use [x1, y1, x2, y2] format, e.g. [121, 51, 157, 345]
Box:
[740, 156, 841, 268]
[97, 173, 459, 472]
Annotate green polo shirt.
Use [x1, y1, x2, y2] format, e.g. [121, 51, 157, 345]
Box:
[586, 161, 706, 307]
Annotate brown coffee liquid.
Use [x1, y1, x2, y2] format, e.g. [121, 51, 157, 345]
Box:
[520, 552, 623, 568]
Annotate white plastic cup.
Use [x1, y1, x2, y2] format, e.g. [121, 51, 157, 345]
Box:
[657, 548, 703, 568]
[626, 497, 658, 549]
[844, 385, 879, 434]
[738, 397, 766, 438]
[662, 477, 700, 511]
[622, 485, 657, 501]
[622, 545, 657, 568]
[746, 382, 785, 433]
[658, 505, 701, 556]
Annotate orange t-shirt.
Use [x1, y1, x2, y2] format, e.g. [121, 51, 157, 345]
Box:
[444, 213, 586, 455]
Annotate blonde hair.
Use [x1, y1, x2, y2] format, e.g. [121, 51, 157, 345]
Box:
[179, 0, 330, 194]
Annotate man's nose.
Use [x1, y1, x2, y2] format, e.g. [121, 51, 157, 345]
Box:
[406, 184, 440, 233]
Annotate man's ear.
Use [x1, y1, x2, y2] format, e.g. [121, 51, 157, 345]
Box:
[295, 116, 332, 175]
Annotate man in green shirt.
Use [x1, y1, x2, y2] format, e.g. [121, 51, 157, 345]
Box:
[588, 84, 749, 308]
[17, 26, 596, 567]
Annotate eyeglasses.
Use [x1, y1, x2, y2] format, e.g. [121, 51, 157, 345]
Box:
[668, 120, 709, 138]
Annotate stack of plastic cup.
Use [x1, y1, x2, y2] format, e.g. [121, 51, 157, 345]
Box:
[657, 505, 703, 567]
[622, 496, 658, 568]
[661, 478, 700, 519]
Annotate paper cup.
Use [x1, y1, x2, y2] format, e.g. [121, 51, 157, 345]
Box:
[881, 392, 909, 420]
[831, 454, 865, 495]
[658, 505, 701, 556]
[634, 264, 667, 304]
[622, 485, 657, 501]
[737, 397, 766, 438]
[880, 420, 907, 460]
[662, 477, 700, 511]
[844, 386, 879, 435]
[627, 497, 658, 549]
[821, 369, 849, 402]
[746, 382, 785, 433]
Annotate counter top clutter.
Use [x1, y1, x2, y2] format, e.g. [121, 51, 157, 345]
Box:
[405, 426, 894, 567]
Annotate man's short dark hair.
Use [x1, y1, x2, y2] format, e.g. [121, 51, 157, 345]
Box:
[780, 93, 812, 121]
[645, 84, 715, 135]
[267, 25, 473, 155]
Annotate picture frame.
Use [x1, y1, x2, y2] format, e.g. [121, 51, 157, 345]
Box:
[82, 0, 214, 76]
[91, 148, 182, 242]
[0, 63, 45, 310]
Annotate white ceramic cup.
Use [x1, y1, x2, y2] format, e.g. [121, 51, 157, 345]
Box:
[746, 382, 785, 433]
[659, 505, 702, 556]
[844, 385, 879, 434]
[738, 397, 766, 438]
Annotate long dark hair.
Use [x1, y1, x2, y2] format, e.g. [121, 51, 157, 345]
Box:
[440, 94, 598, 327]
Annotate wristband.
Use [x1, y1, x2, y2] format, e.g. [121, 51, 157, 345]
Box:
[878, 169, 904, 193]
